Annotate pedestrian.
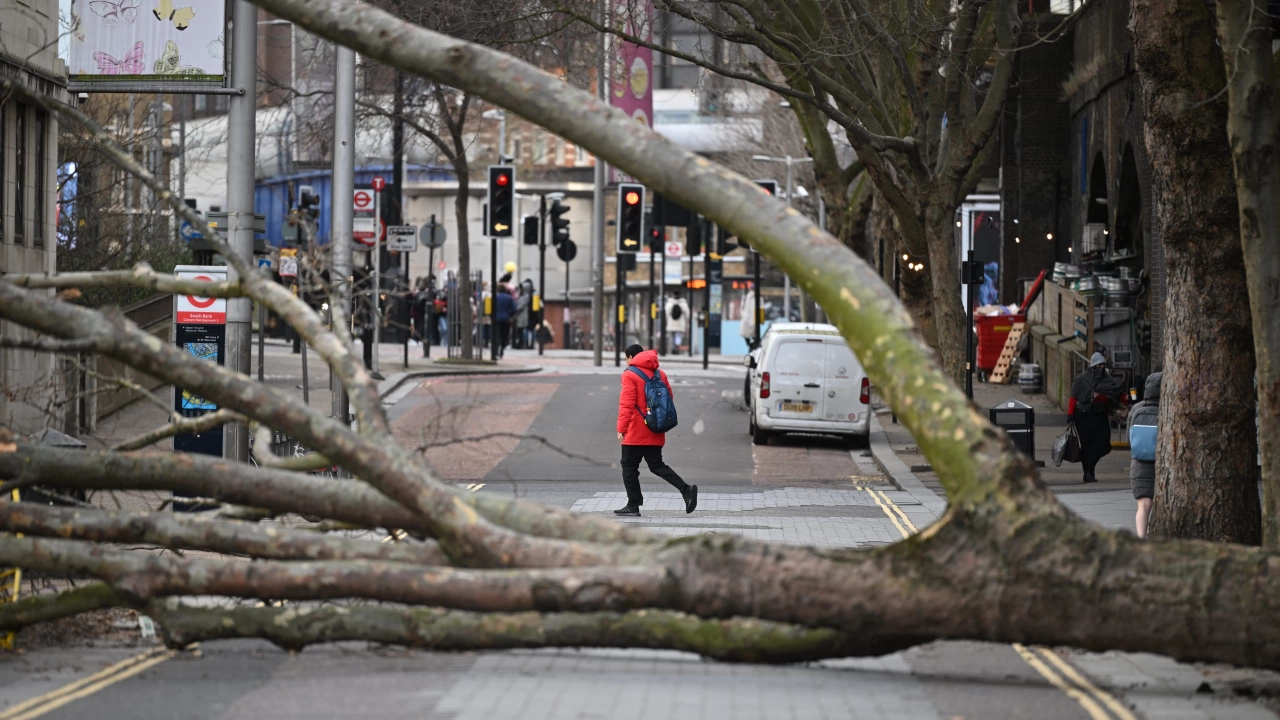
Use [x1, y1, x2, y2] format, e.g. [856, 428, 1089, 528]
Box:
[1068, 352, 1122, 483]
[666, 291, 690, 351]
[515, 280, 532, 349]
[1127, 371, 1163, 538]
[614, 344, 697, 517]
[494, 282, 515, 358]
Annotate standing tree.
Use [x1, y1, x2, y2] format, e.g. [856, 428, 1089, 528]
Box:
[1215, 0, 1280, 550]
[1130, 0, 1261, 543]
[563, 0, 1022, 383]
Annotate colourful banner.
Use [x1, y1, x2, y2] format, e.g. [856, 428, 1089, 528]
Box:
[609, 0, 654, 184]
[69, 0, 227, 85]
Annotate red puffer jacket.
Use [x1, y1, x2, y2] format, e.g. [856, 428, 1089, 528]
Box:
[617, 349, 673, 446]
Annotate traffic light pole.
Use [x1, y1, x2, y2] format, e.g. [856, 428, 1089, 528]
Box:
[647, 249, 655, 348]
[659, 248, 667, 355]
[492, 234, 500, 361]
[563, 256, 571, 350]
[372, 188, 382, 377]
[616, 258, 625, 367]
[703, 251, 711, 370]
[688, 254, 694, 358]
[538, 195, 547, 355]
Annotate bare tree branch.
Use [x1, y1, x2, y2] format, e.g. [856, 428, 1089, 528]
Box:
[113, 409, 248, 452]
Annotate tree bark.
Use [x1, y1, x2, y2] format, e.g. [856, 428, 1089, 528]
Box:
[455, 157, 475, 360]
[874, 193, 938, 353]
[147, 604, 865, 663]
[1215, 0, 1280, 551]
[0, 502, 449, 565]
[1131, 0, 1262, 544]
[925, 205, 969, 389]
[0, 442, 657, 548]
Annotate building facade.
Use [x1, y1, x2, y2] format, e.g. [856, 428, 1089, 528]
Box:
[1, 0, 68, 432]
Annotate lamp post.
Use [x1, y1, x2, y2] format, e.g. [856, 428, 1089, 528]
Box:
[751, 155, 813, 321]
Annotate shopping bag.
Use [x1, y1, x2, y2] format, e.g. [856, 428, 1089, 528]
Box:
[1052, 423, 1082, 466]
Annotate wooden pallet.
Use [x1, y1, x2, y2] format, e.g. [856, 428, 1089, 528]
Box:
[988, 322, 1026, 385]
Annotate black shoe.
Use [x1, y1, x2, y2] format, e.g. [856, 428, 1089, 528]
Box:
[614, 505, 640, 516]
[1083, 473, 1097, 484]
[683, 485, 698, 514]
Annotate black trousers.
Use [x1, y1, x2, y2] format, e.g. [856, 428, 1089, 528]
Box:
[621, 445, 687, 506]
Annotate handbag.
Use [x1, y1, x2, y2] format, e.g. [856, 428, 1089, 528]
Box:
[1052, 422, 1083, 466]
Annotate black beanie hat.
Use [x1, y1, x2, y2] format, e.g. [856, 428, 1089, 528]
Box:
[624, 344, 645, 358]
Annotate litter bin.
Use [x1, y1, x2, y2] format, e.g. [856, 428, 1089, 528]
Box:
[990, 398, 1036, 463]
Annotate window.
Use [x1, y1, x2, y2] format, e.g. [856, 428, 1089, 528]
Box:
[511, 139, 523, 164]
[533, 131, 547, 165]
[33, 110, 45, 247]
[556, 138, 565, 166]
[772, 341, 825, 379]
[574, 143, 588, 166]
[14, 104, 25, 242]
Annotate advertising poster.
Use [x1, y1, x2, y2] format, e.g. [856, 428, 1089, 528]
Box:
[609, 0, 653, 184]
[69, 0, 227, 86]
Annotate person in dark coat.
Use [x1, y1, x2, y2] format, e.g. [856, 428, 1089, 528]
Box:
[1127, 371, 1163, 538]
[1068, 352, 1122, 483]
[494, 285, 516, 358]
[614, 345, 697, 517]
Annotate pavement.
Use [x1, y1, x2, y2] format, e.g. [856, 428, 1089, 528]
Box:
[3, 347, 1278, 719]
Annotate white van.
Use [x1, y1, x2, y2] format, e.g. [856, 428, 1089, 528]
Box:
[744, 323, 870, 448]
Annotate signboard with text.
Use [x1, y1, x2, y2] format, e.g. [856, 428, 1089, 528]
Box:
[175, 266, 227, 324]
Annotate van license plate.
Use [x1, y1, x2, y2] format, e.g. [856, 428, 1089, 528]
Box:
[780, 403, 813, 413]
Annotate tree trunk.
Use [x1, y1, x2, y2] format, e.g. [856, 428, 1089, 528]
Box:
[1216, 0, 1280, 551]
[1132, 0, 1262, 544]
[925, 204, 968, 389]
[455, 160, 474, 359]
[873, 193, 938, 353]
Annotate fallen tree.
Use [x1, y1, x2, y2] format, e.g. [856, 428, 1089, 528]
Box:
[0, 0, 1278, 671]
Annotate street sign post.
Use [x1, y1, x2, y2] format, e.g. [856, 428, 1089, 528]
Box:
[173, 266, 228, 485]
[371, 177, 385, 376]
[387, 225, 418, 253]
[279, 248, 298, 279]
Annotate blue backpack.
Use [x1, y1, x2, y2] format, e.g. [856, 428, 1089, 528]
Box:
[627, 366, 678, 433]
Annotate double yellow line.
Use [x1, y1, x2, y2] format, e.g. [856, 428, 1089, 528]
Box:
[0, 646, 177, 720]
[1013, 644, 1138, 720]
[863, 486, 1136, 720]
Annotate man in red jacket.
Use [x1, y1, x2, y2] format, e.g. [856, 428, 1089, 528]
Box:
[615, 344, 697, 517]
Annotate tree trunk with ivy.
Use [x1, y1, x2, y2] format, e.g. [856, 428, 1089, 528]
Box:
[1131, 0, 1261, 544]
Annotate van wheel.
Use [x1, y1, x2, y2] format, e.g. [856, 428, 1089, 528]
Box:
[753, 427, 771, 445]
[846, 433, 870, 450]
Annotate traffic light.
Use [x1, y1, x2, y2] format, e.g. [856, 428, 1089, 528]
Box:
[716, 225, 735, 255]
[297, 184, 319, 221]
[686, 215, 705, 257]
[522, 215, 539, 246]
[617, 183, 645, 254]
[644, 209, 662, 253]
[549, 198, 571, 246]
[486, 166, 514, 237]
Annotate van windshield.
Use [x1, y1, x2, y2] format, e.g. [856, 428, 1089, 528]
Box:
[773, 342, 825, 378]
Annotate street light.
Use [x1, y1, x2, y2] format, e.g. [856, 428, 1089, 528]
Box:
[751, 154, 814, 320]
[482, 109, 510, 163]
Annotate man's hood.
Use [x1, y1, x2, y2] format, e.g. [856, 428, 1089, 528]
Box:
[631, 349, 660, 371]
[1145, 371, 1163, 402]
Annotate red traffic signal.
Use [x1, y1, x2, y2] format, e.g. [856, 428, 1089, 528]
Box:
[625, 191, 640, 205]
[496, 173, 510, 187]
